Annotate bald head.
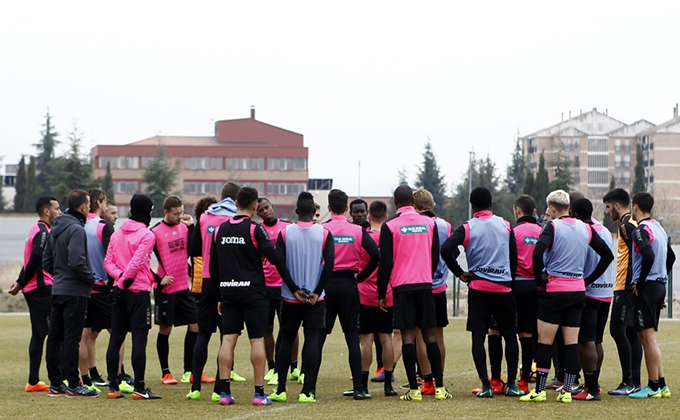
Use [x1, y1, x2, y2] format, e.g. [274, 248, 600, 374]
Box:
[394, 185, 414, 209]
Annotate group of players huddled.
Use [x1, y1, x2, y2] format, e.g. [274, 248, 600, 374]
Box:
[10, 180, 675, 405]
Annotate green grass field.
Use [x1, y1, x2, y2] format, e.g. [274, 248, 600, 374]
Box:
[1, 315, 679, 419]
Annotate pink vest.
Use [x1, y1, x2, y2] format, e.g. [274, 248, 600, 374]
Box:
[23, 221, 53, 293]
[262, 219, 291, 287]
[358, 228, 393, 307]
[385, 206, 435, 288]
[152, 221, 190, 294]
[514, 221, 542, 280]
[323, 215, 365, 272]
[200, 213, 231, 279]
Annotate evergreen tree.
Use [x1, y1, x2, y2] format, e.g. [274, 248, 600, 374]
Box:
[550, 143, 572, 191]
[632, 142, 645, 194]
[534, 151, 550, 215]
[102, 162, 115, 202]
[415, 141, 447, 214]
[505, 138, 526, 195]
[523, 169, 536, 198]
[35, 111, 60, 194]
[13, 156, 26, 212]
[449, 155, 478, 227]
[45, 124, 93, 205]
[24, 156, 38, 213]
[144, 145, 180, 217]
[398, 167, 409, 185]
[603, 176, 616, 231]
[0, 159, 5, 212]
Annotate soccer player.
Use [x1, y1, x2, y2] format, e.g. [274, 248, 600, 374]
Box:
[9, 196, 61, 392]
[81, 189, 115, 391]
[357, 200, 397, 397]
[269, 192, 335, 403]
[570, 198, 614, 401]
[43, 189, 98, 397]
[511, 195, 542, 394]
[104, 199, 119, 225]
[104, 194, 160, 400]
[350, 198, 370, 228]
[378, 184, 450, 401]
[628, 192, 675, 399]
[441, 187, 521, 398]
[256, 198, 300, 386]
[211, 187, 295, 406]
[320, 189, 379, 400]
[603, 188, 643, 395]
[313, 202, 321, 223]
[187, 182, 242, 401]
[188, 195, 218, 298]
[151, 196, 199, 385]
[520, 190, 613, 403]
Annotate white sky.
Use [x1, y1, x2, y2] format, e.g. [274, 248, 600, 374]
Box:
[1, 0, 678, 196]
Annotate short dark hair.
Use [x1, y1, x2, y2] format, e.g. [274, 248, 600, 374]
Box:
[194, 195, 218, 220]
[163, 195, 183, 211]
[328, 189, 348, 214]
[67, 189, 89, 210]
[87, 188, 107, 213]
[369, 200, 387, 219]
[107, 199, 116, 206]
[603, 188, 630, 207]
[571, 198, 593, 220]
[221, 181, 241, 200]
[514, 195, 536, 216]
[257, 197, 271, 205]
[394, 184, 414, 206]
[236, 187, 258, 210]
[296, 192, 316, 217]
[470, 187, 492, 210]
[632, 192, 654, 213]
[350, 199, 367, 211]
[36, 196, 57, 215]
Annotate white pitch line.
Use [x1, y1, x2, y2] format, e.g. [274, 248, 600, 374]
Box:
[224, 404, 298, 420]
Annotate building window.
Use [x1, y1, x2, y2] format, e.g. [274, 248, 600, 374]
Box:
[266, 158, 307, 171]
[587, 138, 608, 152]
[240, 182, 265, 194]
[573, 139, 580, 151]
[624, 139, 631, 152]
[573, 172, 580, 184]
[184, 157, 223, 170]
[588, 155, 608, 168]
[113, 181, 139, 194]
[266, 182, 307, 195]
[183, 182, 223, 195]
[615, 155, 621, 168]
[624, 155, 631, 168]
[225, 157, 265, 171]
[574, 156, 580, 167]
[99, 156, 139, 169]
[587, 171, 609, 184]
[615, 139, 621, 152]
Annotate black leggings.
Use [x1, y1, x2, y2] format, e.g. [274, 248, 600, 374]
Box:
[191, 330, 220, 392]
[107, 328, 148, 391]
[610, 322, 642, 386]
[28, 334, 47, 384]
[277, 328, 321, 394]
[318, 328, 362, 390]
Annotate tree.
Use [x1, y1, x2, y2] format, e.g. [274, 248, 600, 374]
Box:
[523, 169, 536, 199]
[143, 145, 180, 217]
[603, 176, 616, 231]
[397, 167, 409, 186]
[550, 143, 572, 191]
[102, 162, 115, 202]
[534, 151, 551, 215]
[415, 141, 447, 214]
[35, 110, 60, 194]
[505, 138, 526, 195]
[632, 142, 645, 194]
[45, 124, 93, 205]
[13, 156, 26, 212]
[24, 156, 38, 213]
[0, 159, 5, 212]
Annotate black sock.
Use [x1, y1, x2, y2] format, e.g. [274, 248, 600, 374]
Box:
[472, 333, 489, 382]
[595, 369, 601, 388]
[268, 360, 275, 371]
[89, 366, 101, 379]
[425, 342, 443, 387]
[649, 379, 660, 391]
[402, 343, 418, 390]
[423, 373, 433, 382]
[488, 335, 503, 380]
[584, 371, 599, 395]
[183, 331, 198, 373]
[519, 337, 534, 382]
[135, 379, 145, 393]
[660, 377, 667, 388]
[157, 333, 170, 374]
[290, 360, 298, 372]
[162, 368, 170, 376]
[535, 343, 552, 393]
[82, 374, 92, 386]
[255, 385, 264, 395]
[361, 371, 369, 390]
[384, 371, 393, 390]
[120, 364, 127, 376]
[503, 334, 519, 383]
[219, 379, 231, 395]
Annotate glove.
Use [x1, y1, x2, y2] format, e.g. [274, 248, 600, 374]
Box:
[109, 287, 122, 303]
[123, 278, 134, 289]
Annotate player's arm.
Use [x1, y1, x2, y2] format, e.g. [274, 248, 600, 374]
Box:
[440, 225, 466, 278]
[509, 227, 518, 281]
[189, 218, 203, 258]
[633, 226, 654, 286]
[532, 222, 555, 287]
[121, 231, 155, 288]
[431, 222, 440, 278]
[356, 229, 379, 282]
[377, 224, 393, 300]
[667, 242, 676, 274]
[102, 221, 114, 251]
[209, 228, 220, 281]
[22, 229, 48, 287]
[69, 227, 95, 285]
[315, 231, 335, 296]
[42, 234, 55, 276]
[256, 224, 296, 290]
[584, 226, 614, 286]
[104, 235, 123, 280]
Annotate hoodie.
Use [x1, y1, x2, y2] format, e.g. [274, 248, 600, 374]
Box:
[104, 219, 156, 293]
[204, 198, 237, 217]
[42, 209, 95, 298]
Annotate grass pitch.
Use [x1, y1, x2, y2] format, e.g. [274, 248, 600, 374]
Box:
[0, 315, 678, 419]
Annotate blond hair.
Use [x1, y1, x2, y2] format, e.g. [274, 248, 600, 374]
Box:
[547, 189, 570, 210]
[413, 187, 435, 212]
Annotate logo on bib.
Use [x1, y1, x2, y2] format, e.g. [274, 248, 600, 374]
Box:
[400, 225, 427, 234]
[207, 225, 218, 234]
[334, 235, 355, 244]
[524, 236, 538, 245]
[220, 280, 251, 288]
[221, 236, 246, 245]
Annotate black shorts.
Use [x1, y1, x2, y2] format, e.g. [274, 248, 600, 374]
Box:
[24, 288, 51, 337]
[154, 288, 199, 327]
[611, 290, 635, 327]
[514, 281, 539, 334]
[324, 277, 360, 334]
[579, 298, 611, 343]
[467, 288, 517, 335]
[84, 292, 112, 332]
[359, 304, 394, 334]
[112, 291, 151, 331]
[220, 291, 268, 339]
[537, 291, 585, 327]
[433, 291, 449, 328]
[266, 287, 282, 328]
[393, 288, 437, 330]
[280, 300, 326, 332]
[634, 281, 666, 332]
[196, 278, 220, 334]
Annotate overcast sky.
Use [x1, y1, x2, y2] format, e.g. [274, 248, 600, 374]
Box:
[1, 0, 678, 197]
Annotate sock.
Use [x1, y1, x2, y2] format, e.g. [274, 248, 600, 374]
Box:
[649, 379, 660, 391]
[425, 342, 443, 387]
[519, 337, 534, 381]
[219, 379, 231, 395]
[482, 377, 491, 387]
[402, 343, 418, 390]
[660, 377, 667, 388]
[89, 366, 101, 379]
[504, 334, 519, 383]
[290, 360, 298, 372]
[488, 335, 503, 380]
[584, 371, 599, 395]
[255, 385, 264, 395]
[135, 379, 145, 393]
[157, 333, 170, 373]
[595, 369, 601, 388]
[120, 364, 127, 377]
[562, 344, 579, 394]
[183, 331, 198, 373]
[535, 343, 552, 393]
[268, 360, 275, 371]
[563, 372, 576, 394]
[162, 368, 170, 376]
[472, 333, 489, 383]
[423, 374, 433, 383]
[361, 371, 369, 390]
[82, 374, 92, 386]
[384, 370, 394, 390]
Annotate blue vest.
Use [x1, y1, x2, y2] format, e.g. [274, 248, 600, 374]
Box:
[585, 222, 614, 299]
[466, 215, 512, 283]
[543, 218, 589, 280]
[632, 219, 668, 283]
[85, 216, 108, 282]
[281, 223, 326, 301]
[433, 218, 450, 288]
